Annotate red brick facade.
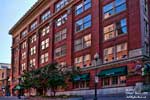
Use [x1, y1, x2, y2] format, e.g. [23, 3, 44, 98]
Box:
[9, 0, 150, 95]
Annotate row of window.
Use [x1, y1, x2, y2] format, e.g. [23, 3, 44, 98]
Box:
[18, 0, 127, 40]
[73, 75, 126, 89]
[20, 42, 128, 70]
[102, 76, 126, 87]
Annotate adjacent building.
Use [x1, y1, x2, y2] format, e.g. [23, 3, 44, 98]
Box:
[0, 63, 11, 96]
[9, 0, 150, 95]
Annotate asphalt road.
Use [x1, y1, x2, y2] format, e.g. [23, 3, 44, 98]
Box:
[0, 95, 150, 100]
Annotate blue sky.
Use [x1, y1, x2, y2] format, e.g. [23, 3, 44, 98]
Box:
[0, 0, 37, 63]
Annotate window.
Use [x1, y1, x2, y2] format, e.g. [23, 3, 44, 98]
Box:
[119, 76, 126, 84]
[56, 13, 68, 27]
[143, 0, 148, 16]
[116, 43, 127, 60]
[75, 0, 91, 15]
[103, 0, 126, 19]
[73, 81, 89, 89]
[41, 10, 51, 22]
[2, 72, 4, 78]
[59, 62, 67, 67]
[30, 59, 36, 68]
[40, 53, 49, 64]
[74, 34, 91, 51]
[55, 28, 67, 42]
[144, 42, 149, 55]
[102, 76, 126, 87]
[55, 0, 70, 12]
[74, 54, 91, 68]
[104, 18, 127, 40]
[22, 41, 27, 49]
[13, 36, 20, 44]
[21, 52, 26, 60]
[75, 14, 91, 32]
[104, 42, 127, 63]
[21, 30, 27, 38]
[30, 34, 37, 43]
[30, 21, 38, 31]
[54, 45, 66, 58]
[116, 18, 127, 36]
[41, 38, 49, 50]
[41, 26, 50, 36]
[144, 19, 149, 36]
[112, 76, 118, 85]
[30, 46, 36, 55]
[102, 77, 110, 86]
[21, 63, 26, 71]
[104, 47, 115, 63]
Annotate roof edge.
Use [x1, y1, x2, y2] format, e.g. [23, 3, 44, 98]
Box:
[9, 0, 43, 35]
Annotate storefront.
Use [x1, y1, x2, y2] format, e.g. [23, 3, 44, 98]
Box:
[98, 66, 127, 88]
[71, 73, 90, 89]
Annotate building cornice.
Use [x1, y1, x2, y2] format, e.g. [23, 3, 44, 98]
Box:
[9, 0, 44, 35]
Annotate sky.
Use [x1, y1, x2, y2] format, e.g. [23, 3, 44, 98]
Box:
[0, 0, 38, 64]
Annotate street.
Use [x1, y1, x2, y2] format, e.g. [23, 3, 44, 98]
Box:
[0, 94, 150, 100]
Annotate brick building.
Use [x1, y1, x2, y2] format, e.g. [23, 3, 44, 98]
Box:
[9, 0, 150, 95]
[0, 63, 11, 96]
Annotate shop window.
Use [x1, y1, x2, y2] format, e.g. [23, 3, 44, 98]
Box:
[119, 76, 126, 84]
[73, 81, 89, 89]
[103, 77, 110, 86]
[111, 76, 118, 85]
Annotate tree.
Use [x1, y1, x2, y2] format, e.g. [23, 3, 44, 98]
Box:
[20, 62, 80, 96]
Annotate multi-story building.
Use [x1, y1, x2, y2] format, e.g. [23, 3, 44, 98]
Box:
[9, 0, 150, 95]
[0, 63, 11, 96]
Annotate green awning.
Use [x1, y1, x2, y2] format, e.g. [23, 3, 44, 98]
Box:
[80, 73, 90, 81]
[98, 66, 127, 77]
[72, 75, 80, 82]
[72, 73, 90, 82]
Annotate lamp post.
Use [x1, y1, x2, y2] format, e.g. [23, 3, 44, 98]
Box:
[94, 53, 100, 100]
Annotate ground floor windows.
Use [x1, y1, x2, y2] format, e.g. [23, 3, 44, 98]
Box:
[72, 73, 90, 89]
[73, 81, 90, 89]
[102, 76, 126, 87]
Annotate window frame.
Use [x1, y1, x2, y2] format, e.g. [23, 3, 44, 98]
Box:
[103, 0, 126, 19]
[75, 14, 92, 33]
[103, 18, 127, 41]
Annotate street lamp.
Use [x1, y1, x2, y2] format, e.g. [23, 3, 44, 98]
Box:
[94, 53, 100, 100]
